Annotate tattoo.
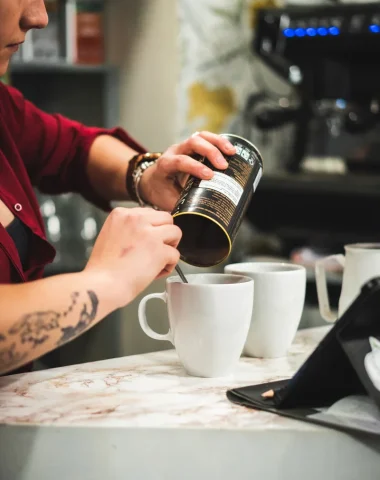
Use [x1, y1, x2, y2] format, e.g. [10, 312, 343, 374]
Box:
[57, 291, 99, 346]
[1, 291, 99, 372]
[6, 290, 98, 352]
[8, 292, 80, 348]
[0, 343, 27, 370]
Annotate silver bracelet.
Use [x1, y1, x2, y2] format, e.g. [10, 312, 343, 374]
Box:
[132, 159, 159, 209]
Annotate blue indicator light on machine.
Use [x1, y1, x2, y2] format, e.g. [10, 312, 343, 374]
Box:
[329, 26, 340, 36]
[336, 99, 346, 109]
[295, 28, 306, 37]
[317, 27, 328, 36]
[306, 28, 317, 36]
[369, 24, 380, 33]
[283, 28, 295, 38]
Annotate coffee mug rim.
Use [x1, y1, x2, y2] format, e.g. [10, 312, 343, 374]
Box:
[345, 243, 380, 251]
[167, 272, 254, 286]
[225, 261, 305, 275]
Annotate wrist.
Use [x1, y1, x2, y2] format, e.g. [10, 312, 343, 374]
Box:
[80, 268, 122, 313]
[126, 152, 161, 207]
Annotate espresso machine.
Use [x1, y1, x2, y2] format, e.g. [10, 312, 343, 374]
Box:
[242, 3, 380, 309]
[247, 2, 380, 174]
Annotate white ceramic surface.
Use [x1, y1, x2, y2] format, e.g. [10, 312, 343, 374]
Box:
[225, 262, 306, 358]
[138, 273, 254, 378]
[316, 244, 380, 322]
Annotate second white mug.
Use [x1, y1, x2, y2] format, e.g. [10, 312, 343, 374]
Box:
[225, 262, 306, 358]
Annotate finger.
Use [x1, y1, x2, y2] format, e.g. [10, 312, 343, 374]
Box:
[155, 224, 182, 247]
[157, 245, 181, 278]
[130, 208, 174, 226]
[170, 135, 227, 169]
[187, 135, 228, 169]
[159, 154, 214, 180]
[196, 131, 236, 156]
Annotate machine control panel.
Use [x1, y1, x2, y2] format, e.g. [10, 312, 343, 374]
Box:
[281, 12, 380, 38]
[256, 4, 380, 43]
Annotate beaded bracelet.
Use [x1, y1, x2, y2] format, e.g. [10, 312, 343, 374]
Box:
[126, 152, 162, 207]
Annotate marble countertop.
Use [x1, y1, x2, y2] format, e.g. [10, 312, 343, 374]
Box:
[2, 325, 380, 480]
[0, 326, 329, 429]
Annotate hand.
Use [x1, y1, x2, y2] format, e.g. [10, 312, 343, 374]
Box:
[139, 131, 236, 212]
[85, 207, 182, 307]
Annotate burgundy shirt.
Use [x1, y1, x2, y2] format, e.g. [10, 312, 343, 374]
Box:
[0, 82, 145, 284]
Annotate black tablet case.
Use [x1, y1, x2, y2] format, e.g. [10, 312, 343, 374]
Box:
[227, 277, 380, 436]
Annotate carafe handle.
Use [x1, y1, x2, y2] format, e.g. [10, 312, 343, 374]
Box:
[315, 254, 345, 323]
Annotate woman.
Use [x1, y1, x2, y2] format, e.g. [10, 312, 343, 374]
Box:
[0, 0, 236, 375]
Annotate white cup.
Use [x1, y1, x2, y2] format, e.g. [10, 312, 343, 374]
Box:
[316, 244, 380, 323]
[224, 262, 306, 358]
[138, 273, 254, 378]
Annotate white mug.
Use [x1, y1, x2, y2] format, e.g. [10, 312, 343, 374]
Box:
[138, 273, 254, 378]
[316, 243, 380, 323]
[224, 262, 306, 358]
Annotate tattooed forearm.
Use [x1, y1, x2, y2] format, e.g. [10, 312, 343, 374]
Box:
[1, 290, 99, 374]
[8, 292, 80, 348]
[6, 291, 99, 349]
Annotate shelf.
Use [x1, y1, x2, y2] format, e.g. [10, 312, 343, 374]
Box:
[259, 172, 380, 197]
[10, 61, 116, 74]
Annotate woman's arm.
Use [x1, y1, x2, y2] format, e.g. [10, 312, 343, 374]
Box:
[2, 84, 235, 213]
[1, 83, 146, 211]
[87, 131, 235, 213]
[86, 134, 138, 202]
[0, 270, 114, 375]
[0, 206, 182, 376]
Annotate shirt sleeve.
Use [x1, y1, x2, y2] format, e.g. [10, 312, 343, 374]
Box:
[2, 83, 147, 211]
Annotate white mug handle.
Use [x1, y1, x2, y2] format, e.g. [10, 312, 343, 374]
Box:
[138, 292, 174, 344]
[315, 254, 345, 323]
